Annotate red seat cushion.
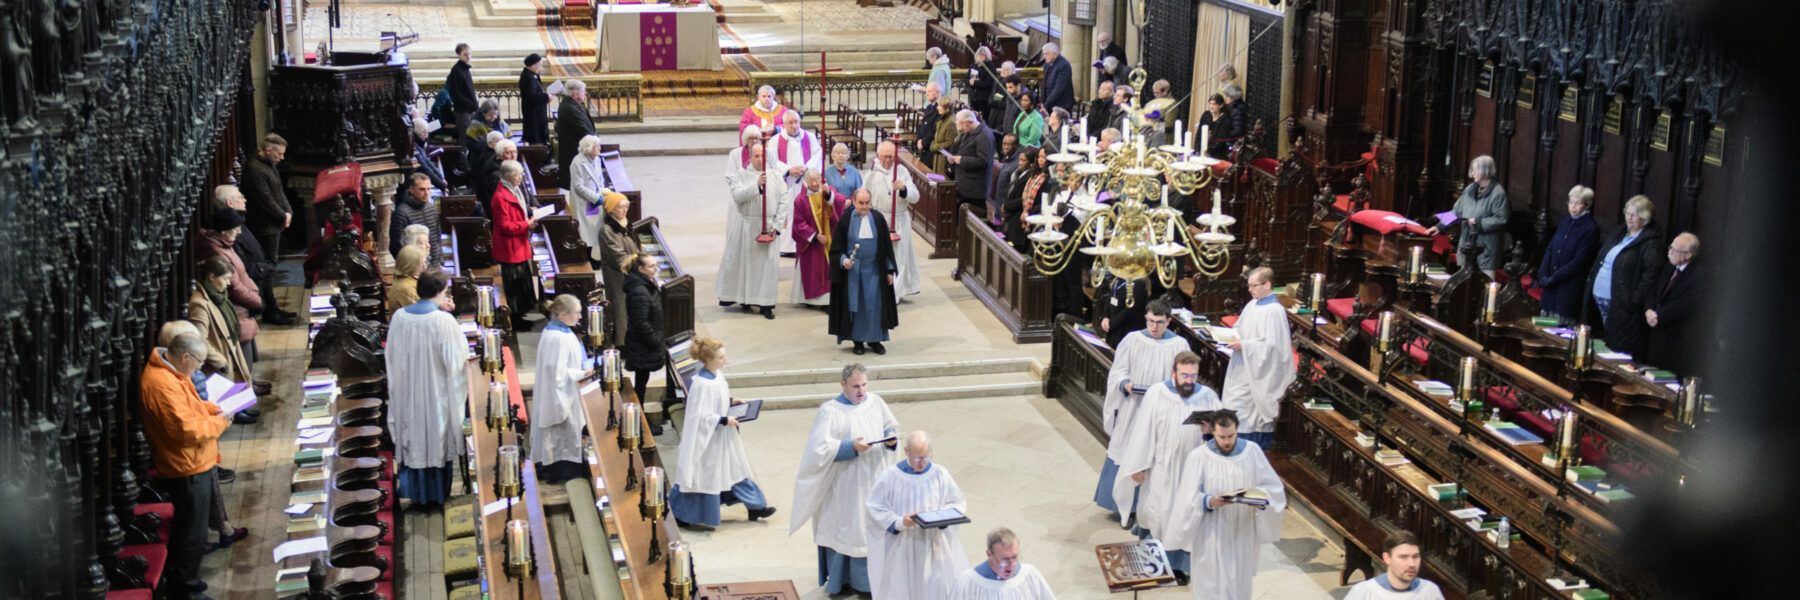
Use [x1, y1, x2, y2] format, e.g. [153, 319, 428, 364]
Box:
[1404, 338, 1429, 366]
[118, 544, 168, 591]
[1220, 315, 1239, 327]
[135, 502, 175, 522]
[1333, 194, 1353, 213]
[1326, 297, 1356, 321]
[1486, 387, 1521, 412]
[106, 589, 154, 600]
[1349, 210, 1430, 236]
[1250, 157, 1278, 174]
[565, 0, 592, 6]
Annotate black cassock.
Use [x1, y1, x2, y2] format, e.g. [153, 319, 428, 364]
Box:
[827, 208, 900, 340]
[518, 68, 550, 145]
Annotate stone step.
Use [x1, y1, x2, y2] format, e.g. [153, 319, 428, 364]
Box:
[468, 0, 539, 28]
[727, 357, 1036, 388]
[738, 371, 1045, 412]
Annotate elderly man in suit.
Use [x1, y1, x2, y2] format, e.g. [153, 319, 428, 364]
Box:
[556, 80, 596, 189]
[1039, 42, 1075, 113]
[1644, 233, 1707, 377]
[945, 110, 996, 218]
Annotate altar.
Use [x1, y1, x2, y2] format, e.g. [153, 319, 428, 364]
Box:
[595, 4, 723, 72]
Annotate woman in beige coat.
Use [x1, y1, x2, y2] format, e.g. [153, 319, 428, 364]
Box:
[189, 256, 254, 384]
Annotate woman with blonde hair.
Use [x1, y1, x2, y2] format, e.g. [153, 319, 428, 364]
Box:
[670, 337, 776, 530]
[1586, 195, 1665, 356]
[388, 245, 427, 313]
[532, 294, 593, 483]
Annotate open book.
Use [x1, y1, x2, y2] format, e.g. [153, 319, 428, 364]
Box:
[1216, 487, 1271, 507]
[202, 374, 257, 416]
[727, 400, 763, 423]
[1207, 326, 1240, 345]
[913, 507, 970, 529]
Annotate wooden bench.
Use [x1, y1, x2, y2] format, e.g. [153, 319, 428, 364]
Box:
[898, 152, 959, 259]
[953, 205, 1053, 343]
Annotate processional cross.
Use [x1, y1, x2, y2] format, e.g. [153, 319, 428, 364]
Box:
[805, 51, 842, 137]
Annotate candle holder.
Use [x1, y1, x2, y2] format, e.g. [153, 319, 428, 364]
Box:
[1408, 246, 1424, 284]
[497, 444, 522, 499]
[1677, 377, 1702, 428]
[1569, 325, 1592, 371]
[1457, 356, 1484, 421]
[642, 466, 667, 563]
[481, 328, 503, 376]
[665, 540, 696, 600]
[487, 382, 511, 432]
[1550, 411, 1578, 479]
[1371, 311, 1394, 374]
[603, 349, 623, 430]
[476, 285, 498, 328]
[620, 402, 642, 491]
[504, 519, 534, 578]
[1479, 280, 1501, 343]
[586, 304, 606, 350]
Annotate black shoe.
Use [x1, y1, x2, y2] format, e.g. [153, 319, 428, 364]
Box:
[232, 411, 258, 425]
[760, 306, 774, 320]
[253, 381, 273, 396]
[211, 527, 247, 552]
[853, 343, 866, 356]
[747, 506, 778, 521]
[675, 519, 716, 532]
[274, 308, 299, 320]
[1174, 570, 1190, 586]
[261, 312, 296, 326]
[217, 468, 236, 484]
[719, 301, 737, 307]
[869, 342, 886, 355]
[648, 422, 664, 436]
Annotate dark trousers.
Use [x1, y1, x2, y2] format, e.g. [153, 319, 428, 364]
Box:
[957, 195, 988, 218]
[158, 467, 217, 599]
[254, 230, 286, 312]
[500, 261, 537, 321]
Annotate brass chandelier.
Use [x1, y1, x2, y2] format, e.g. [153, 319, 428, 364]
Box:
[1026, 70, 1238, 284]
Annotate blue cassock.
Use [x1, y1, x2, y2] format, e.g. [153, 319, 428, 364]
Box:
[841, 212, 895, 343]
[825, 165, 862, 202]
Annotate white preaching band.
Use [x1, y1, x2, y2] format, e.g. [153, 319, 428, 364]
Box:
[766, 110, 821, 254]
[863, 140, 923, 297]
[1165, 410, 1287, 600]
[789, 363, 900, 596]
[1112, 351, 1221, 582]
[948, 527, 1057, 599]
[717, 142, 790, 317]
[1219, 266, 1297, 450]
[1096, 300, 1191, 517]
[865, 431, 968, 599]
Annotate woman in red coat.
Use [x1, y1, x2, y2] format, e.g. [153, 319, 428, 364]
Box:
[491, 160, 543, 324]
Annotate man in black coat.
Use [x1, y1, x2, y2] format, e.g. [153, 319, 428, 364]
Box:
[1218, 84, 1250, 142]
[241, 133, 292, 321]
[1095, 32, 1128, 75]
[1039, 42, 1075, 113]
[446, 43, 478, 134]
[391, 173, 444, 266]
[1101, 277, 1164, 348]
[555, 80, 596, 189]
[828, 190, 900, 355]
[946, 109, 995, 216]
[1644, 233, 1708, 377]
[914, 82, 944, 154]
[1086, 81, 1114, 142]
[518, 54, 551, 145]
[967, 47, 998, 120]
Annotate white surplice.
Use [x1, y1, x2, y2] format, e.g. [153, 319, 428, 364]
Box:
[865, 462, 970, 600]
[673, 371, 756, 494]
[1103, 330, 1192, 444]
[1111, 381, 1221, 531]
[385, 306, 470, 468]
[789, 394, 901, 556]
[529, 325, 589, 466]
[1165, 440, 1287, 600]
[716, 159, 788, 306]
[947, 564, 1058, 600]
[1344, 576, 1447, 600]
[862, 161, 922, 296]
[722, 146, 752, 268]
[766, 129, 820, 253]
[1221, 297, 1296, 434]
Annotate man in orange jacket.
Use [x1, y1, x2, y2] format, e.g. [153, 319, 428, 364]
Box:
[140, 333, 237, 600]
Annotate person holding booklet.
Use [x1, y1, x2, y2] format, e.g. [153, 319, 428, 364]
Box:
[1112, 351, 1222, 584]
[790, 364, 901, 596]
[530, 295, 594, 484]
[1096, 300, 1192, 517]
[865, 431, 969, 599]
[948, 527, 1058, 599]
[670, 337, 777, 530]
[1220, 267, 1296, 450]
[1165, 411, 1287, 600]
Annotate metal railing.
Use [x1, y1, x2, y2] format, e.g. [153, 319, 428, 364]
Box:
[752, 67, 1044, 118]
[414, 74, 645, 124]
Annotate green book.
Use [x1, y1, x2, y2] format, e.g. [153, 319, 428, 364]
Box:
[293, 448, 323, 465]
[1572, 590, 1612, 600]
[1565, 465, 1607, 483]
[1594, 488, 1636, 504]
[1592, 339, 1613, 353]
[1532, 316, 1560, 327]
[1427, 483, 1464, 501]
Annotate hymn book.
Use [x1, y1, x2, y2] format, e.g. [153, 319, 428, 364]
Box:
[202, 374, 257, 416]
[727, 399, 764, 423]
[1217, 487, 1271, 507]
[1182, 410, 1220, 426]
[1206, 326, 1240, 345]
[913, 507, 970, 529]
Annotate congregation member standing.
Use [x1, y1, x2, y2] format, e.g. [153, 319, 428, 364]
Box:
[717, 143, 788, 319]
[188, 257, 255, 401]
[568, 134, 611, 268]
[139, 333, 236, 600]
[517, 54, 551, 145]
[1423, 155, 1509, 278]
[386, 245, 426, 313]
[1112, 351, 1221, 584]
[242, 134, 291, 309]
[948, 528, 1058, 599]
[1220, 267, 1295, 450]
[864, 141, 924, 297]
[622, 254, 666, 435]
[671, 337, 777, 530]
[446, 43, 478, 133]
[828, 190, 900, 356]
[597, 191, 639, 341]
[790, 364, 901, 597]
[1096, 300, 1190, 516]
[1535, 185, 1600, 321]
[491, 160, 542, 324]
[1344, 531, 1445, 599]
[865, 431, 969, 599]
[1645, 232, 1707, 376]
[1039, 42, 1074, 113]
[555, 80, 595, 189]
[385, 271, 468, 510]
[1166, 411, 1286, 600]
[947, 109, 997, 216]
[792, 169, 847, 309]
[823, 143, 862, 201]
[531, 295, 593, 484]
[390, 173, 443, 267]
[1586, 195, 1664, 358]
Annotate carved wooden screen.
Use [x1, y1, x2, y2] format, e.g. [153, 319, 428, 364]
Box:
[1143, 0, 1199, 106]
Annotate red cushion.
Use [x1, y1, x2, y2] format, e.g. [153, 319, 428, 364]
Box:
[1349, 210, 1430, 236]
[1220, 315, 1238, 327]
[119, 544, 168, 591]
[1485, 387, 1521, 412]
[1359, 318, 1378, 336]
[1404, 338, 1429, 366]
[1326, 297, 1356, 321]
[1432, 234, 1453, 256]
[134, 502, 175, 522]
[565, 0, 592, 6]
[1250, 157, 1278, 174]
[1333, 194, 1353, 213]
[106, 590, 154, 600]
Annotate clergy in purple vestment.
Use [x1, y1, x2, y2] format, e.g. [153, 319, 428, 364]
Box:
[793, 169, 849, 308]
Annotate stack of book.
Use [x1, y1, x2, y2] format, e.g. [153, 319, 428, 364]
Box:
[1416, 380, 1454, 398]
[1484, 421, 1545, 446]
[1565, 465, 1636, 503]
[1427, 483, 1464, 502]
[1374, 448, 1410, 467]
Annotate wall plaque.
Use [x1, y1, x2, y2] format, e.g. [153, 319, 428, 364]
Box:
[1704, 124, 1726, 166]
[1067, 0, 1097, 26]
[1516, 73, 1537, 109]
[1603, 96, 1623, 134]
[1558, 84, 1580, 122]
[1476, 62, 1494, 98]
[1650, 111, 1672, 152]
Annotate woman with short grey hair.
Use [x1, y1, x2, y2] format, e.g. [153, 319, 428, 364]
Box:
[1585, 195, 1664, 356]
[569, 133, 611, 266]
[1426, 155, 1509, 277]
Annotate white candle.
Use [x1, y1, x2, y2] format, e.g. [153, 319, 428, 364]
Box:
[622, 402, 642, 444]
[1573, 325, 1591, 368]
[1484, 282, 1500, 322]
[1174, 120, 1184, 147]
[1211, 189, 1223, 216]
[1089, 144, 1097, 163]
[644, 466, 665, 508]
[1378, 311, 1393, 352]
[1136, 143, 1145, 164]
[1409, 246, 1424, 282]
[1199, 125, 1210, 155]
[1060, 122, 1069, 149]
[1459, 357, 1477, 399]
[1039, 193, 1049, 217]
[1165, 215, 1175, 241]
[1122, 126, 1129, 147]
[1558, 412, 1577, 457]
[1161, 185, 1169, 209]
[670, 541, 692, 583]
[1092, 216, 1103, 240]
[1310, 273, 1324, 310]
[506, 519, 530, 569]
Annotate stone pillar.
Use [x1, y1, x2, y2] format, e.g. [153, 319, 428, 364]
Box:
[366, 172, 405, 270]
[1278, 6, 1297, 157]
[1060, 1, 1093, 102]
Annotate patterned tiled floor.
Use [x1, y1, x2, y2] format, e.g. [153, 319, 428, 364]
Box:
[764, 0, 932, 32]
[303, 5, 454, 40]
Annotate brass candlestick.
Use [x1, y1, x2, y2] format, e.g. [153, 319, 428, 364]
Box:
[1570, 325, 1592, 370]
[585, 304, 606, 348]
[1408, 246, 1424, 284]
[487, 382, 511, 432]
[477, 285, 498, 328]
[665, 540, 696, 599]
[481, 328, 503, 375]
[1677, 377, 1702, 428]
[603, 348, 622, 430]
[620, 402, 641, 491]
[1372, 311, 1394, 374]
[497, 444, 522, 499]
[642, 466, 667, 564]
[504, 519, 533, 578]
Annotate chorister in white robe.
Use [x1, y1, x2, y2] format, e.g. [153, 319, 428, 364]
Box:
[722, 146, 753, 263]
[530, 322, 590, 466]
[673, 370, 757, 494]
[1112, 381, 1221, 532]
[865, 461, 970, 600]
[1165, 440, 1288, 600]
[790, 394, 901, 556]
[862, 161, 923, 296]
[766, 129, 821, 253]
[385, 303, 470, 469]
[1103, 330, 1193, 441]
[1221, 296, 1296, 434]
[716, 159, 789, 306]
[947, 563, 1058, 600]
[1344, 575, 1446, 600]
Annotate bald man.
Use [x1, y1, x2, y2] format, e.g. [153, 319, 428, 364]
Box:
[865, 431, 969, 599]
[1644, 232, 1707, 377]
